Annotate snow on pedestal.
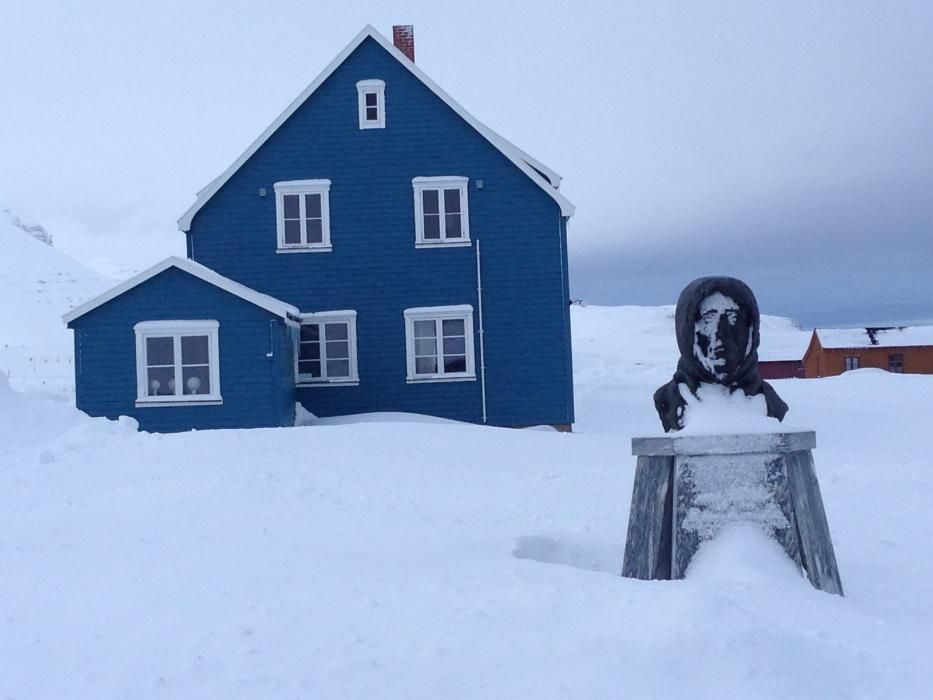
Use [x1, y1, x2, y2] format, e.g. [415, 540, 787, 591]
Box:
[622, 404, 844, 595]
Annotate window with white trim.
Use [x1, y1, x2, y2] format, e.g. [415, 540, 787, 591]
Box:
[274, 180, 332, 252]
[404, 305, 475, 382]
[844, 355, 860, 371]
[357, 79, 385, 129]
[134, 321, 221, 405]
[297, 312, 358, 384]
[412, 177, 470, 247]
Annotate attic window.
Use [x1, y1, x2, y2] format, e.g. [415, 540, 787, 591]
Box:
[357, 79, 385, 129]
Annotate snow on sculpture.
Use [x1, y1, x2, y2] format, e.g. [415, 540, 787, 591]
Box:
[653, 276, 788, 432]
[623, 277, 843, 595]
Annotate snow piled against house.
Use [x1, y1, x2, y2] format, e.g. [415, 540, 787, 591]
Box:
[3, 304, 932, 698]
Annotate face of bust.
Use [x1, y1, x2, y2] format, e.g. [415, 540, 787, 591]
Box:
[693, 292, 750, 380]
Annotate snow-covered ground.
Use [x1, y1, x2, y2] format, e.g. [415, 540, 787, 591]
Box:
[3, 304, 932, 698]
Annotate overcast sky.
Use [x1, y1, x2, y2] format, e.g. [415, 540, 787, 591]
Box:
[2, 1, 931, 327]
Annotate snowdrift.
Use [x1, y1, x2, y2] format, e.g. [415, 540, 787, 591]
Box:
[2, 305, 932, 699]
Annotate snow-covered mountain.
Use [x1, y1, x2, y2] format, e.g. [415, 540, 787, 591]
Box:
[0, 205, 111, 391]
[0, 205, 111, 345]
[0, 201, 53, 245]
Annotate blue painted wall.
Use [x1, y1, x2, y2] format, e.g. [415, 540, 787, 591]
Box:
[69, 267, 296, 433]
[187, 37, 574, 426]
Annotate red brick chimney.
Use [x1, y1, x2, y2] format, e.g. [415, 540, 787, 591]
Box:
[392, 25, 415, 62]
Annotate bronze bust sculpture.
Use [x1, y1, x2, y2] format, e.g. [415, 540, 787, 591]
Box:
[653, 276, 788, 432]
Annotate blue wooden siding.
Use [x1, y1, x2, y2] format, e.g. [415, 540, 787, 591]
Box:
[69, 267, 295, 433]
[186, 36, 573, 426]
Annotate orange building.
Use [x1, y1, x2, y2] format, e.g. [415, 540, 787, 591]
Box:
[802, 327, 933, 378]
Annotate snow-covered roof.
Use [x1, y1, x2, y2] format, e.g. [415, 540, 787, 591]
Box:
[62, 257, 300, 325]
[757, 339, 811, 363]
[756, 315, 811, 362]
[815, 326, 933, 349]
[177, 25, 574, 233]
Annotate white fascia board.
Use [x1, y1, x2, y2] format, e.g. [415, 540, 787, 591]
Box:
[300, 309, 358, 320]
[177, 25, 573, 233]
[412, 175, 469, 184]
[63, 256, 301, 325]
[514, 148, 562, 188]
[134, 319, 220, 332]
[404, 304, 474, 317]
[274, 178, 332, 192]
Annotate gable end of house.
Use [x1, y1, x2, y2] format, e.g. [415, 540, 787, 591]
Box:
[177, 25, 573, 234]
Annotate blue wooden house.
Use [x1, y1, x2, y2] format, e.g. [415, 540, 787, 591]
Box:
[64, 25, 575, 432]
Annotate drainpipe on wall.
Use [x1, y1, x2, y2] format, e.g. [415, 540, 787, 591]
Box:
[476, 239, 488, 424]
[557, 215, 572, 423]
[266, 320, 276, 358]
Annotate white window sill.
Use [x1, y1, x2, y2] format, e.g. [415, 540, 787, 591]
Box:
[296, 380, 360, 388]
[276, 246, 333, 254]
[415, 240, 472, 249]
[406, 374, 476, 384]
[135, 398, 223, 408]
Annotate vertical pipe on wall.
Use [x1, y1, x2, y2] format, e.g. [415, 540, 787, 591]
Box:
[557, 215, 573, 423]
[476, 239, 488, 424]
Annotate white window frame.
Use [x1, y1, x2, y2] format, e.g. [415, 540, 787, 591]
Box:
[357, 79, 386, 129]
[274, 179, 332, 253]
[404, 305, 476, 383]
[296, 311, 359, 386]
[412, 176, 471, 248]
[134, 320, 222, 407]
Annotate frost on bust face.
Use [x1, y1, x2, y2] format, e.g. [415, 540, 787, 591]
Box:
[692, 292, 752, 382]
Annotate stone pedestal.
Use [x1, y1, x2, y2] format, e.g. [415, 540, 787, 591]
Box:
[621, 431, 843, 596]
